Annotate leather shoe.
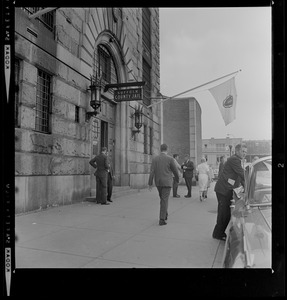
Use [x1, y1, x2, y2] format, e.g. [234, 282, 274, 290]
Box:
[173, 195, 180, 198]
[107, 199, 113, 202]
[159, 220, 167, 226]
[101, 202, 110, 205]
[184, 195, 191, 198]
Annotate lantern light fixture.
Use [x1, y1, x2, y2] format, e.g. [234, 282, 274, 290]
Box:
[132, 105, 143, 135]
[86, 75, 102, 121]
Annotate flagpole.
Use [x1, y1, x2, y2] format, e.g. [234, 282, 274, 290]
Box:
[148, 69, 241, 108]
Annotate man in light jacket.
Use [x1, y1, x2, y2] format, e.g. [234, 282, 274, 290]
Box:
[149, 144, 179, 225]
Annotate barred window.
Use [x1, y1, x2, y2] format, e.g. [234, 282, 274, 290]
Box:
[142, 8, 151, 53]
[35, 69, 51, 133]
[21, 7, 54, 32]
[15, 59, 20, 127]
[142, 59, 151, 106]
[149, 127, 153, 155]
[75, 105, 80, 123]
[97, 45, 118, 86]
[144, 124, 148, 154]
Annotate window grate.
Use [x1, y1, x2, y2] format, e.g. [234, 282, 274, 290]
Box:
[22, 7, 54, 32]
[96, 44, 118, 93]
[144, 124, 148, 154]
[142, 8, 151, 52]
[75, 105, 80, 123]
[149, 127, 153, 155]
[35, 69, 51, 133]
[15, 59, 20, 127]
[142, 59, 151, 106]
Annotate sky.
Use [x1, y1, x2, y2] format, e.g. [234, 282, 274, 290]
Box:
[159, 7, 272, 141]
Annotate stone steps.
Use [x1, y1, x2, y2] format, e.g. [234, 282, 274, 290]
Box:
[85, 186, 140, 202]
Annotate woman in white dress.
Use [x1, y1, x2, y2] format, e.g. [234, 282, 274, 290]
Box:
[196, 157, 210, 201]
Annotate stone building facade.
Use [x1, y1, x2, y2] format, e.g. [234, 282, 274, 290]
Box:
[15, 8, 161, 213]
[163, 97, 202, 183]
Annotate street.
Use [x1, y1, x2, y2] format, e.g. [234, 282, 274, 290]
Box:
[15, 182, 225, 268]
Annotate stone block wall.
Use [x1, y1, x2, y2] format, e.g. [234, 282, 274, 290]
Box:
[15, 8, 161, 212]
[15, 8, 91, 213]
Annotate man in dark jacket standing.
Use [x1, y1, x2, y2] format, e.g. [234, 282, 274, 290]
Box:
[212, 143, 247, 240]
[89, 147, 110, 205]
[181, 154, 194, 198]
[148, 144, 179, 225]
[218, 155, 226, 179]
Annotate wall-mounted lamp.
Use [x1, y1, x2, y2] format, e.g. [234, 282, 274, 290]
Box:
[132, 105, 143, 136]
[86, 75, 102, 121]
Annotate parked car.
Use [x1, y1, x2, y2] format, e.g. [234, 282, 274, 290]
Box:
[222, 156, 272, 268]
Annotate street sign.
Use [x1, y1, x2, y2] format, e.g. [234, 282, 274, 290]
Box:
[114, 88, 143, 102]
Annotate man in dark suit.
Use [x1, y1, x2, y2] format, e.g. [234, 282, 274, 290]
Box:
[181, 154, 194, 198]
[107, 153, 115, 202]
[172, 154, 182, 198]
[148, 144, 179, 225]
[89, 147, 110, 205]
[212, 143, 247, 240]
[218, 155, 226, 179]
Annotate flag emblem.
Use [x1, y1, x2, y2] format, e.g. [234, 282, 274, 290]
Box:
[223, 95, 233, 108]
[208, 77, 237, 126]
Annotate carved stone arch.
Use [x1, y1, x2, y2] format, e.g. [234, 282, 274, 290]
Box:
[93, 30, 130, 186]
[93, 30, 127, 84]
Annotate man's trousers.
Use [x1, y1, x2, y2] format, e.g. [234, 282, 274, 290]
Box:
[156, 186, 171, 221]
[95, 173, 108, 204]
[172, 177, 179, 196]
[107, 174, 113, 201]
[184, 176, 193, 196]
[212, 191, 232, 238]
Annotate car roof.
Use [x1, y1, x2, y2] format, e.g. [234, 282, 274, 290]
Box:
[250, 155, 272, 167]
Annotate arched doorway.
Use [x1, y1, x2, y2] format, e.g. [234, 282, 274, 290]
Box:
[90, 31, 128, 189]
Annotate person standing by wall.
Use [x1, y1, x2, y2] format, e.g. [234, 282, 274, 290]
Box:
[148, 144, 179, 225]
[212, 143, 247, 241]
[181, 154, 194, 198]
[89, 147, 110, 205]
[172, 154, 182, 198]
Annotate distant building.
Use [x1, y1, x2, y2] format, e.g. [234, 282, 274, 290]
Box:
[202, 137, 243, 170]
[163, 97, 202, 184]
[242, 140, 272, 162]
[15, 8, 161, 213]
[202, 137, 272, 170]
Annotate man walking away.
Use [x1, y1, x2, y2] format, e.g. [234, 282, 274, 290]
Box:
[212, 143, 247, 240]
[148, 144, 179, 225]
[89, 147, 110, 205]
[181, 154, 194, 198]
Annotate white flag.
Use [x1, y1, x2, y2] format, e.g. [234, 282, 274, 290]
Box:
[208, 77, 237, 126]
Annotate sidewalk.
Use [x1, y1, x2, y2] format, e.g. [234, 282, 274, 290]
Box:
[15, 182, 225, 268]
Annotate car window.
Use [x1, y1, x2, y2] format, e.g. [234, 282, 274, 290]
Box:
[249, 159, 272, 205]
